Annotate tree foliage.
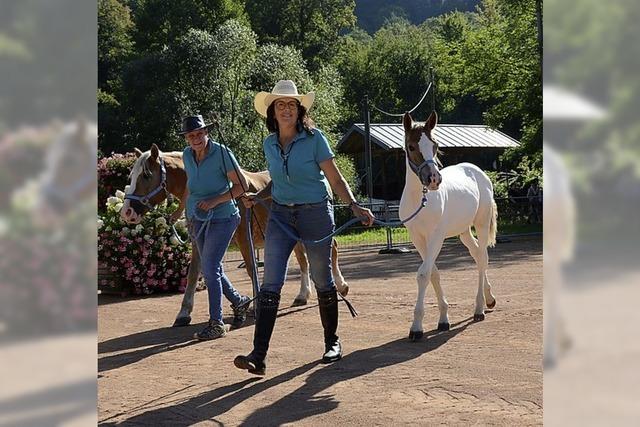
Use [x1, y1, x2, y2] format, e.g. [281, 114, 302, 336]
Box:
[131, 0, 246, 53]
[97, 0, 541, 192]
[245, 0, 356, 70]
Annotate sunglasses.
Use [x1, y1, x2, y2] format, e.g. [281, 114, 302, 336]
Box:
[275, 100, 299, 111]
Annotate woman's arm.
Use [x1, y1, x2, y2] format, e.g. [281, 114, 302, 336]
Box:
[240, 181, 272, 208]
[196, 169, 249, 211]
[319, 158, 375, 226]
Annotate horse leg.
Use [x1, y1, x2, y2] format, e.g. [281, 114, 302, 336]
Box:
[430, 265, 450, 331]
[409, 235, 444, 341]
[471, 224, 492, 321]
[173, 241, 201, 327]
[292, 242, 311, 306]
[459, 229, 496, 310]
[331, 239, 349, 297]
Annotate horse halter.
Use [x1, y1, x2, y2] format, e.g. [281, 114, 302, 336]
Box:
[408, 158, 437, 181]
[124, 157, 168, 209]
[406, 128, 438, 188]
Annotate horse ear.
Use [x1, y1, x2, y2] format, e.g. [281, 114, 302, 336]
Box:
[150, 144, 159, 160]
[426, 110, 438, 131]
[403, 112, 413, 132]
[134, 148, 143, 158]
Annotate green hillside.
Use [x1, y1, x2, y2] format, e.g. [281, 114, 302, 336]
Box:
[355, 0, 480, 33]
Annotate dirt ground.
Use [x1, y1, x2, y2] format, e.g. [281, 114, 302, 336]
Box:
[98, 236, 542, 426]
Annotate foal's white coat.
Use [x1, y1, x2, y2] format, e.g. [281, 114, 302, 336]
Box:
[400, 112, 497, 338]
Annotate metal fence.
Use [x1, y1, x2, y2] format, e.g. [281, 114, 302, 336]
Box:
[224, 196, 541, 263]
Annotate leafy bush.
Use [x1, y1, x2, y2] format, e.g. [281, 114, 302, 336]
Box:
[97, 152, 136, 213]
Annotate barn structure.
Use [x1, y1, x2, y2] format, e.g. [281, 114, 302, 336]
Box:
[336, 123, 520, 200]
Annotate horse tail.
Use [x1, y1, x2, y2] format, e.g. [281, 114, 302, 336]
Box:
[488, 199, 498, 247]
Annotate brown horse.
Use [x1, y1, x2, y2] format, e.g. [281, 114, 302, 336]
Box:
[120, 143, 348, 326]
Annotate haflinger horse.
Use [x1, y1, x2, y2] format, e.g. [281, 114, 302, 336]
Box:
[120, 144, 349, 326]
[400, 111, 498, 341]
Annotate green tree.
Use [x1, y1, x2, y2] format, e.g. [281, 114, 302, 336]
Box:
[98, 0, 134, 90]
[454, 0, 542, 157]
[132, 0, 246, 53]
[245, 0, 356, 70]
[335, 20, 436, 127]
[98, 0, 135, 153]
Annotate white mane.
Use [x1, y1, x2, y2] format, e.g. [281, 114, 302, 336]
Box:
[127, 149, 183, 194]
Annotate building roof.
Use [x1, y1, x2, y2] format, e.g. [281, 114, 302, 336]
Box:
[337, 123, 520, 152]
[543, 85, 607, 121]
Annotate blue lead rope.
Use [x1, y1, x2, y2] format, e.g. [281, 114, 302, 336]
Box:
[243, 195, 427, 319]
[251, 194, 428, 247]
[187, 209, 215, 242]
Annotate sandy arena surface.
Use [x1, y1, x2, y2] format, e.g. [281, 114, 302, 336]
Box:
[98, 237, 542, 426]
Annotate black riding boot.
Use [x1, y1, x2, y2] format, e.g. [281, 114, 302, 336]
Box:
[318, 289, 342, 363]
[234, 290, 280, 376]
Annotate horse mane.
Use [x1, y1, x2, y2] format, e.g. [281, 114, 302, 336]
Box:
[129, 151, 152, 181]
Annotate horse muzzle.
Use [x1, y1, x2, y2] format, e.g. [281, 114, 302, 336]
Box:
[120, 200, 146, 224]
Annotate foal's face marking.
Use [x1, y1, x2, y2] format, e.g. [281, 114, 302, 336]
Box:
[403, 112, 442, 190]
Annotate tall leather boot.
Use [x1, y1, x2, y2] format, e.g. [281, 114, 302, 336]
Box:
[318, 289, 342, 363]
[234, 290, 280, 376]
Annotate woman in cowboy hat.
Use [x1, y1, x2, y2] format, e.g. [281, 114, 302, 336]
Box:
[234, 80, 375, 375]
[179, 114, 252, 340]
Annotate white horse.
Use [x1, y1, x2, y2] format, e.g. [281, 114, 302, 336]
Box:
[400, 111, 498, 340]
[543, 144, 574, 367]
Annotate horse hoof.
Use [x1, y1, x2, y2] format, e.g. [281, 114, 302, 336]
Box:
[173, 316, 192, 327]
[291, 298, 307, 307]
[486, 299, 496, 309]
[473, 313, 485, 322]
[339, 285, 349, 297]
[437, 322, 450, 331]
[409, 330, 424, 341]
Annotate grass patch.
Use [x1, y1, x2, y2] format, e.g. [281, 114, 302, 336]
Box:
[228, 222, 541, 252]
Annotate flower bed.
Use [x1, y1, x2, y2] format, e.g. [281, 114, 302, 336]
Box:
[98, 189, 192, 295]
[97, 152, 137, 213]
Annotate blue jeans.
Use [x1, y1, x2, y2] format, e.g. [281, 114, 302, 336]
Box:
[261, 200, 335, 294]
[190, 214, 244, 323]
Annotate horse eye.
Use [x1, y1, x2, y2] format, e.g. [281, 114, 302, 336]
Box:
[408, 146, 415, 152]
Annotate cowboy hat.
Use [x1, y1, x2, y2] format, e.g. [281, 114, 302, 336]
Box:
[178, 115, 212, 135]
[254, 80, 315, 118]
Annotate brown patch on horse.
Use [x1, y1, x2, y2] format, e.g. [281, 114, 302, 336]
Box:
[402, 111, 441, 167]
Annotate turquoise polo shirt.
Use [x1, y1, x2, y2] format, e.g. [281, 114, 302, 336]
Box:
[183, 138, 240, 220]
[264, 128, 334, 205]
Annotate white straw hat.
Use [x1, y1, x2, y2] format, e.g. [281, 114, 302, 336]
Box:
[254, 80, 315, 117]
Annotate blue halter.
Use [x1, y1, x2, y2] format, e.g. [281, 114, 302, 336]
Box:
[124, 157, 168, 208]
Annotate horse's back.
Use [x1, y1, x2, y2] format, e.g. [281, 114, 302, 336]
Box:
[438, 163, 494, 236]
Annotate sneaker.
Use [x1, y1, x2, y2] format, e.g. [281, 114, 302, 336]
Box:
[231, 296, 251, 329]
[194, 320, 227, 340]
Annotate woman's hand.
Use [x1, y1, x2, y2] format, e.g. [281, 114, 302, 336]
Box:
[351, 203, 375, 226]
[240, 192, 258, 208]
[197, 198, 218, 211]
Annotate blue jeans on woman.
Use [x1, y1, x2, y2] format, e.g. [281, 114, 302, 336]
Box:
[261, 200, 336, 294]
[190, 213, 244, 323]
